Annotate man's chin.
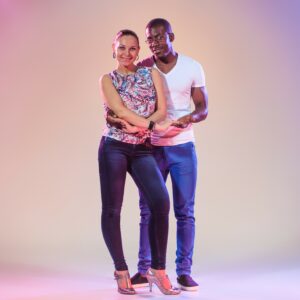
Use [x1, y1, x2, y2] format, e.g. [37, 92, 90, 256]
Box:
[155, 53, 164, 59]
[152, 50, 165, 58]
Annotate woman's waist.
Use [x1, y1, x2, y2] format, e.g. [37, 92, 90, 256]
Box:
[103, 127, 150, 145]
[100, 135, 153, 153]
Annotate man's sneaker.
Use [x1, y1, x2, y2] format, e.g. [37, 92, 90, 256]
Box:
[177, 275, 199, 291]
[130, 272, 149, 288]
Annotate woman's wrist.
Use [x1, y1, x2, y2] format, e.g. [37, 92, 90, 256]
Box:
[148, 120, 156, 131]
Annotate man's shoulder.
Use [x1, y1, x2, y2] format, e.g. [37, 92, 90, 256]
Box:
[178, 54, 205, 78]
[179, 53, 201, 66]
[137, 56, 155, 67]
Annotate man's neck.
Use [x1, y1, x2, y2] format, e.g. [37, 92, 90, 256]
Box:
[153, 51, 178, 74]
[154, 50, 177, 65]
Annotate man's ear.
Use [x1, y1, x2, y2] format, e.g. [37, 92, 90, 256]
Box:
[169, 33, 175, 42]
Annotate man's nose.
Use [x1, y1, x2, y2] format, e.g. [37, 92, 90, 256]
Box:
[152, 39, 160, 46]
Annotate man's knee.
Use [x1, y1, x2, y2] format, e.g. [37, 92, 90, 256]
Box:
[174, 206, 195, 222]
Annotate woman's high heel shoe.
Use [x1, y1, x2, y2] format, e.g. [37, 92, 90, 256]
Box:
[114, 270, 136, 295]
[146, 268, 181, 295]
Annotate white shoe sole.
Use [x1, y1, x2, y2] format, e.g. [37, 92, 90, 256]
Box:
[132, 282, 149, 288]
[177, 283, 199, 291]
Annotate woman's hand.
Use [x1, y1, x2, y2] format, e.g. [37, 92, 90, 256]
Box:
[153, 119, 173, 132]
[152, 118, 193, 138]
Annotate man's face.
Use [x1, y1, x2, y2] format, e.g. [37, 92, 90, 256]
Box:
[145, 25, 172, 58]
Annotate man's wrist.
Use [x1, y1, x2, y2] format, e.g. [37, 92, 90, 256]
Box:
[187, 114, 194, 123]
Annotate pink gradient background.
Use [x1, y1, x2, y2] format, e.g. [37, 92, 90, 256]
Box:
[0, 0, 299, 276]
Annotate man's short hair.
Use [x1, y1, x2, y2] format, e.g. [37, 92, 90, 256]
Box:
[146, 18, 173, 33]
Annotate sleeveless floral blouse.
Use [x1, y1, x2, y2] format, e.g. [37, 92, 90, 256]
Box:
[103, 67, 156, 144]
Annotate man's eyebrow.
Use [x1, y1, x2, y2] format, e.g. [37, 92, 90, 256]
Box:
[147, 33, 162, 38]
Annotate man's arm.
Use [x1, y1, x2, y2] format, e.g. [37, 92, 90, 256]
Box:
[173, 86, 208, 128]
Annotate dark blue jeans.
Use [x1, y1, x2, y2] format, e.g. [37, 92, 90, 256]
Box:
[137, 142, 197, 276]
[98, 136, 170, 271]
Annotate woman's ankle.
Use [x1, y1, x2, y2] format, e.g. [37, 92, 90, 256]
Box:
[150, 268, 166, 275]
[115, 270, 129, 275]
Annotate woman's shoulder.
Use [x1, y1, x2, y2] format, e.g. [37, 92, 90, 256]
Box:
[99, 73, 114, 91]
[99, 73, 112, 82]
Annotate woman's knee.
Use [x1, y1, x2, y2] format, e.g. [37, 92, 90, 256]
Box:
[102, 207, 121, 218]
[151, 194, 170, 215]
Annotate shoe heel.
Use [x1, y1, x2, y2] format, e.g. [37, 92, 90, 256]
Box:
[146, 272, 154, 292]
[149, 281, 153, 292]
[146, 268, 181, 295]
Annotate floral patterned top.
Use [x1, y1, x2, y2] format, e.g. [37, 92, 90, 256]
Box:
[103, 66, 157, 144]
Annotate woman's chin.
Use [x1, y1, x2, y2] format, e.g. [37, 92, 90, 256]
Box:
[119, 60, 135, 67]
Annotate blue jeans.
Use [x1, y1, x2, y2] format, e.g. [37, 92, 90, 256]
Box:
[138, 142, 197, 276]
[98, 136, 170, 271]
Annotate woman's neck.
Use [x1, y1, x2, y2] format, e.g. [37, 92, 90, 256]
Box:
[116, 64, 137, 75]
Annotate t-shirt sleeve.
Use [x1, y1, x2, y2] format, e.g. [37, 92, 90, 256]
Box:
[192, 61, 206, 87]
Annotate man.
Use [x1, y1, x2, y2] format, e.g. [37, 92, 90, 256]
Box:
[130, 18, 208, 291]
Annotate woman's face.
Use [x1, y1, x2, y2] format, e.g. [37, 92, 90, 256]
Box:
[113, 35, 140, 68]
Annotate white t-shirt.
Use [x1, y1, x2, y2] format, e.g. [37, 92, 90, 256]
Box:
[140, 53, 205, 146]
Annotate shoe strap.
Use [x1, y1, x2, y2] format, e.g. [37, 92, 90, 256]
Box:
[114, 271, 132, 288]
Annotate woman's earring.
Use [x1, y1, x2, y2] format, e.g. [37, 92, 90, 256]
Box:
[135, 55, 139, 61]
[113, 52, 116, 59]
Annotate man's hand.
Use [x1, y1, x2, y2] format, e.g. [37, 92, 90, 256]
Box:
[106, 110, 143, 134]
[120, 121, 140, 134]
[106, 114, 125, 129]
[172, 114, 192, 128]
[106, 109, 124, 129]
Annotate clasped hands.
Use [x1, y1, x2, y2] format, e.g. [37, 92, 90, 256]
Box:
[107, 111, 191, 136]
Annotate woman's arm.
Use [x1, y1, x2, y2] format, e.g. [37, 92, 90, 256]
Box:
[146, 68, 167, 122]
[99, 74, 151, 129]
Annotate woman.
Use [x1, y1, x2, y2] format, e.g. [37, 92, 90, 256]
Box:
[98, 29, 180, 295]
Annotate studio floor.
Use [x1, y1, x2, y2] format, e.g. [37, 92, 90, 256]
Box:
[1, 265, 299, 300]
